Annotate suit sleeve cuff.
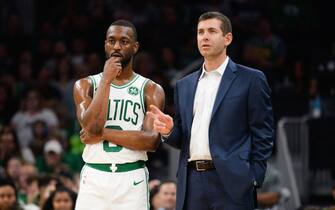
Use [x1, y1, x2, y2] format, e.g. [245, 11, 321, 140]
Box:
[161, 130, 173, 142]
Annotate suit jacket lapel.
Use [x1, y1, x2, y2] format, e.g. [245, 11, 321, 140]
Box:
[185, 69, 201, 132]
[211, 60, 238, 119]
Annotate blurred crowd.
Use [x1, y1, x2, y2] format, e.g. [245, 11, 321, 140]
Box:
[0, 0, 335, 209]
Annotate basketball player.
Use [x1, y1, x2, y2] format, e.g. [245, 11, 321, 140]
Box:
[73, 20, 165, 210]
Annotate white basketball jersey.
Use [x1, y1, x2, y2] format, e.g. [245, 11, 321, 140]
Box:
[82, 73, 149, 164]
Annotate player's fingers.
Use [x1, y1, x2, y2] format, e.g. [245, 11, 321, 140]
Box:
[146, 111, 157, 120]
[153, 124, 167, 132]
[112, 59, 121, 66]
[147, 111, 163, 120]
[106, 57, 121, 69]
[148, 111, 169, 124]
[157, 114, 170, 122]
[153, 120, 166, 127]
[149, 105, 164, 115]
[80, 136, 86, 144]
[115, 56, 122, 63]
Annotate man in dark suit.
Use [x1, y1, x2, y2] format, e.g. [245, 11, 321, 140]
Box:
[147, 11, 274, 210]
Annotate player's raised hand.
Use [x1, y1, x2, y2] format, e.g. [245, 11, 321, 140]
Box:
[102, 56, 122, 83]
[146, 105, 173, 135]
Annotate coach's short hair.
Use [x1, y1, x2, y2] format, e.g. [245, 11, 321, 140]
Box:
[108, 20, 138, 41]
[198, 11, 232, 35]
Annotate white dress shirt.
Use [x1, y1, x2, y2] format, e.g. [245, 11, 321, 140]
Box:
[188, 57, 229, 161]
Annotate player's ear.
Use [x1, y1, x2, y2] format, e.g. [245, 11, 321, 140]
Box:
[133, 42, 139, 54]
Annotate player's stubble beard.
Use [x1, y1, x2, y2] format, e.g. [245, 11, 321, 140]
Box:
[105, 51, 133, 69]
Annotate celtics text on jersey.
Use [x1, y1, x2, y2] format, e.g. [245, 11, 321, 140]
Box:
[82, 73, 149, 164]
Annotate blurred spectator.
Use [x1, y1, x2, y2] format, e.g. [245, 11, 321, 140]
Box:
[35, 139, 82, 176]
[53, 58, 74, 98]
[36, 38, 53, 69]
[70, 37, 86, 66]
[231, 0, 268, 29]
[86, 0, 109, 53]
[150, 183, 161, 210]
[308, 79, 322, 118]
[155, 5, 183, 49]
[30, 121, 49, 158]
[134, 51, 156, 78]
[4, 156, 23, 188]
[44, 41, 69, 74]
[37, 175, 59, 209]
[312, 42, 335, 117]
[20, 176, 40, 210]
[42, 186, 77, 210]
[270, 0, 317, 61]
[178, 32, 198, 68]
[73, 62, 90, 81]
[35, 140, 69, 175]
[0, 42, 13, 75]
[257, 162, 291, 210]
[85, 52, 103, 75]
[158, 47, 179, 80]
[36, 67, 62, 109]
[242, 17, 286, 92]
[17, 163, 38, 206]
[0, 127, 35, 175]
[0, 177, 23, 210]
[151, 180, 177, 210]
[19, 51, 33, 67]
[2, 14, 31, 58]
[11, 89, 59, 148]
[149, 179, 161, 192]
[157, 181, 176, 210]
[53, 57, 76, 131]
[57, 171, 78, 193]
[15, 62, 35, 100]
[0, 128, 21, 166]
[289, 60, 308, 96]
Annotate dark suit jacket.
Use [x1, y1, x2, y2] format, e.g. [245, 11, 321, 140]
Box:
[165, 59, 274, 210]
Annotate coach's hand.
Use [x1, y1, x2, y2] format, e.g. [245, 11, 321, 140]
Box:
[147, 105, 173, 135]
[80, 129, 102, 144]
[102, 56, 122, 83]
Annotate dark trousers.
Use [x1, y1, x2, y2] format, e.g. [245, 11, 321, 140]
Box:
[184, 168, 226, 210]
[184, 168, 256, 210]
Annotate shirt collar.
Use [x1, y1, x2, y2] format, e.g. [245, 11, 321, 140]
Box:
[199, 56, 229, 80]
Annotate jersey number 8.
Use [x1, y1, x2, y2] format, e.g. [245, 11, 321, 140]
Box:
[103, 125, 123, 152]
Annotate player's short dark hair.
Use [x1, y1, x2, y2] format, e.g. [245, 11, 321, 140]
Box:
[198, 11, 232, 35]
[109, 20, 138, 41]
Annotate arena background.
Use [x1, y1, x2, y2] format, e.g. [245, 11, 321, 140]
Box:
[0, 0, 335, 209]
